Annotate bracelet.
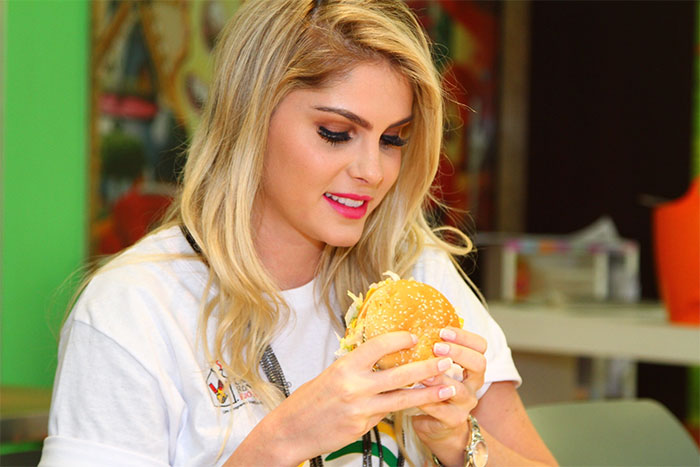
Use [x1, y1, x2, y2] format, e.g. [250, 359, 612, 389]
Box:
[431, 414, 486, 467]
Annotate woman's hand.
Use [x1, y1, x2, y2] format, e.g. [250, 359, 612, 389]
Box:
[227, 331, 458, 466]
[411, 327, 488, 467]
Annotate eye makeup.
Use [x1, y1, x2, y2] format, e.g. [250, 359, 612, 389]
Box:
[317, 126, 408, 148]
[380, 134, 408, 147]
[317, 126, 350, 145]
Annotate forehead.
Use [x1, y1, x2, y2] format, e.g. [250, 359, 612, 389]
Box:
[280, 61, 414, 122]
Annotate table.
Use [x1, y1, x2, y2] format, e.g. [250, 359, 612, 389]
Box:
[486, 302, 700, 403]
[488, 302, 700, 366]
[1, 386, 51, 454]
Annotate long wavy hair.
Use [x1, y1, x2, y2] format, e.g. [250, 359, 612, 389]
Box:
[160, 0, 473, 459]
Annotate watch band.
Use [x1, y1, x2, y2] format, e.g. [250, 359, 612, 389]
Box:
[431, 414, 488, 467]
[465, 415, 488, 467]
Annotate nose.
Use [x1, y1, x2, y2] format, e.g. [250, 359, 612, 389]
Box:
[348, 144, 384, 187]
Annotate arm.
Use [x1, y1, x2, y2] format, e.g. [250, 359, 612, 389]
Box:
[41, 321, 172, 466]
[472, 382, 558, 466]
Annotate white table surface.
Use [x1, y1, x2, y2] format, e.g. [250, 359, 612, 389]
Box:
[487, 302, 700, 367]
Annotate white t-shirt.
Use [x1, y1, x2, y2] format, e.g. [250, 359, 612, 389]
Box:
[39, 227, 520, 466]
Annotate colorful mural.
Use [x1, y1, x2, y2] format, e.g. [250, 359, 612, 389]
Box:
[90, 0, 241, 255]
[89, 0, 501, 255]
[409, 0, 500, 231]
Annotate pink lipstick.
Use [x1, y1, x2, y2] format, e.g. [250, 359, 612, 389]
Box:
[323, 192, 372, 219]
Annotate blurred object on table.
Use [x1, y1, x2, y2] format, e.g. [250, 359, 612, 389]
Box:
[476, 217, 640, 305]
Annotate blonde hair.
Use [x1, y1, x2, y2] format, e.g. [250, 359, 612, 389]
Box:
[159, 0, 473, 461]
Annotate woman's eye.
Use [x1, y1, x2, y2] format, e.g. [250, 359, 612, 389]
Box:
[380, 134, 408, 148]
[318, 126, 351, 145]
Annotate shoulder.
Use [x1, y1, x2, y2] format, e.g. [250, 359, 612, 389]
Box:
[410, 244, 457, 279]
[410, 246, 476, 303]
[69, 226, 207, 335]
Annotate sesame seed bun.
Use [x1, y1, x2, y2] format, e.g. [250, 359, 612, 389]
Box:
[340, 275, 462, 370]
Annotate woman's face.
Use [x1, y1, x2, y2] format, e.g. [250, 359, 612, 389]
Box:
[257, 61, 413, 251]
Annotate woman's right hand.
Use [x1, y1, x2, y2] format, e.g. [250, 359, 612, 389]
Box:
[226, 331, 457, 466]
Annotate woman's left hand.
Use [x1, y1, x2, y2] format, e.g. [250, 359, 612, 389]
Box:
[411, 327, 487, 466]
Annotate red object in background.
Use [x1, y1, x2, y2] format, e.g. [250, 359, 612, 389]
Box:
[98, 182, 172, 255]
[653, 177, 700, 325]
[100, 93, 158, 120]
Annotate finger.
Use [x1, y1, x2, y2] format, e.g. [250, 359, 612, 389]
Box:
[417, 402, 470, 430]
[350, 331, 417, 369]
[418, 384, 477, 426]
[412, 411, 470, 441]
[419, 375, 441, 387]
[421, 375, 473, 406]
[433, 341, 486, 378]
[439, 327, 487, 354]
[419, 372, 460, 388]
[374, 356, 454, 392]
[373, 383, 457, 414]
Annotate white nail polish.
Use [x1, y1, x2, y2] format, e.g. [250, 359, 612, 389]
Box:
[437, 357, 453, 372]
[440, 328, 457, 341]
[434, 342, 450, 355]
[439, 386, 456, 399]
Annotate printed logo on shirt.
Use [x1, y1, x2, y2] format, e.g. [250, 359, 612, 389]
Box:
[323, 420, 403, 466]
[206, 361, 261, 412]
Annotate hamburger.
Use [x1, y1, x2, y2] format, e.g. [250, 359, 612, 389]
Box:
[338, 272, 464, 370]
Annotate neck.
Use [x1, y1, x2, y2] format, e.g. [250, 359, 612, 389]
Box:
[253, 222, 323, 292]
[257, 240, 322, 290]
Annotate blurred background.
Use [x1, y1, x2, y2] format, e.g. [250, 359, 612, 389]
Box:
[2, 0, 699, 462]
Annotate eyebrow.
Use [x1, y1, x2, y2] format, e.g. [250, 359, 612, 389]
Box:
[313, 106, 413, 130]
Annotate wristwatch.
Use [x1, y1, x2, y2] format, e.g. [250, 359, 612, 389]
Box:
[465, 414, 488, 467]
[432, 415, 488, 467]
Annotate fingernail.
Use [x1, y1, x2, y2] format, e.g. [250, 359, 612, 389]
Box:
[440, 328, 457, 341]
[439, 385, 456, 399]
[423, 376, 436, 384]
[434, 342, 450, 355]
[410, 333, 418, 344]
[437, 357, 453, 372]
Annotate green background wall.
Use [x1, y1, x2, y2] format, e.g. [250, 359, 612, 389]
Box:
[2, 0, 88, 388]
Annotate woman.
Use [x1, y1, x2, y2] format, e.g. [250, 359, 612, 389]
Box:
[41, 0, 557, 465]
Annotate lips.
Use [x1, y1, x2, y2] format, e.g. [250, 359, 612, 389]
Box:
[324, 192, 373, 219]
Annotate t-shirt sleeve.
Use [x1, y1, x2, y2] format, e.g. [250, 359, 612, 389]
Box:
[39, 320, 174, 466]
[411, 247, 522, 397]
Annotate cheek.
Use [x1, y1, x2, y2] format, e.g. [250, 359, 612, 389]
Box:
[266, 129, 317, 183]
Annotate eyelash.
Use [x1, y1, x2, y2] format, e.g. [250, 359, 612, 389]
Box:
[317, 126, 408, 148]
[318, 126, 351, 145]
[380, 134, 408, 148]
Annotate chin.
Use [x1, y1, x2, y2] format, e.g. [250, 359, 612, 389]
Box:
[325, 237, 362, 248]
[322, 228, 364, 248]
